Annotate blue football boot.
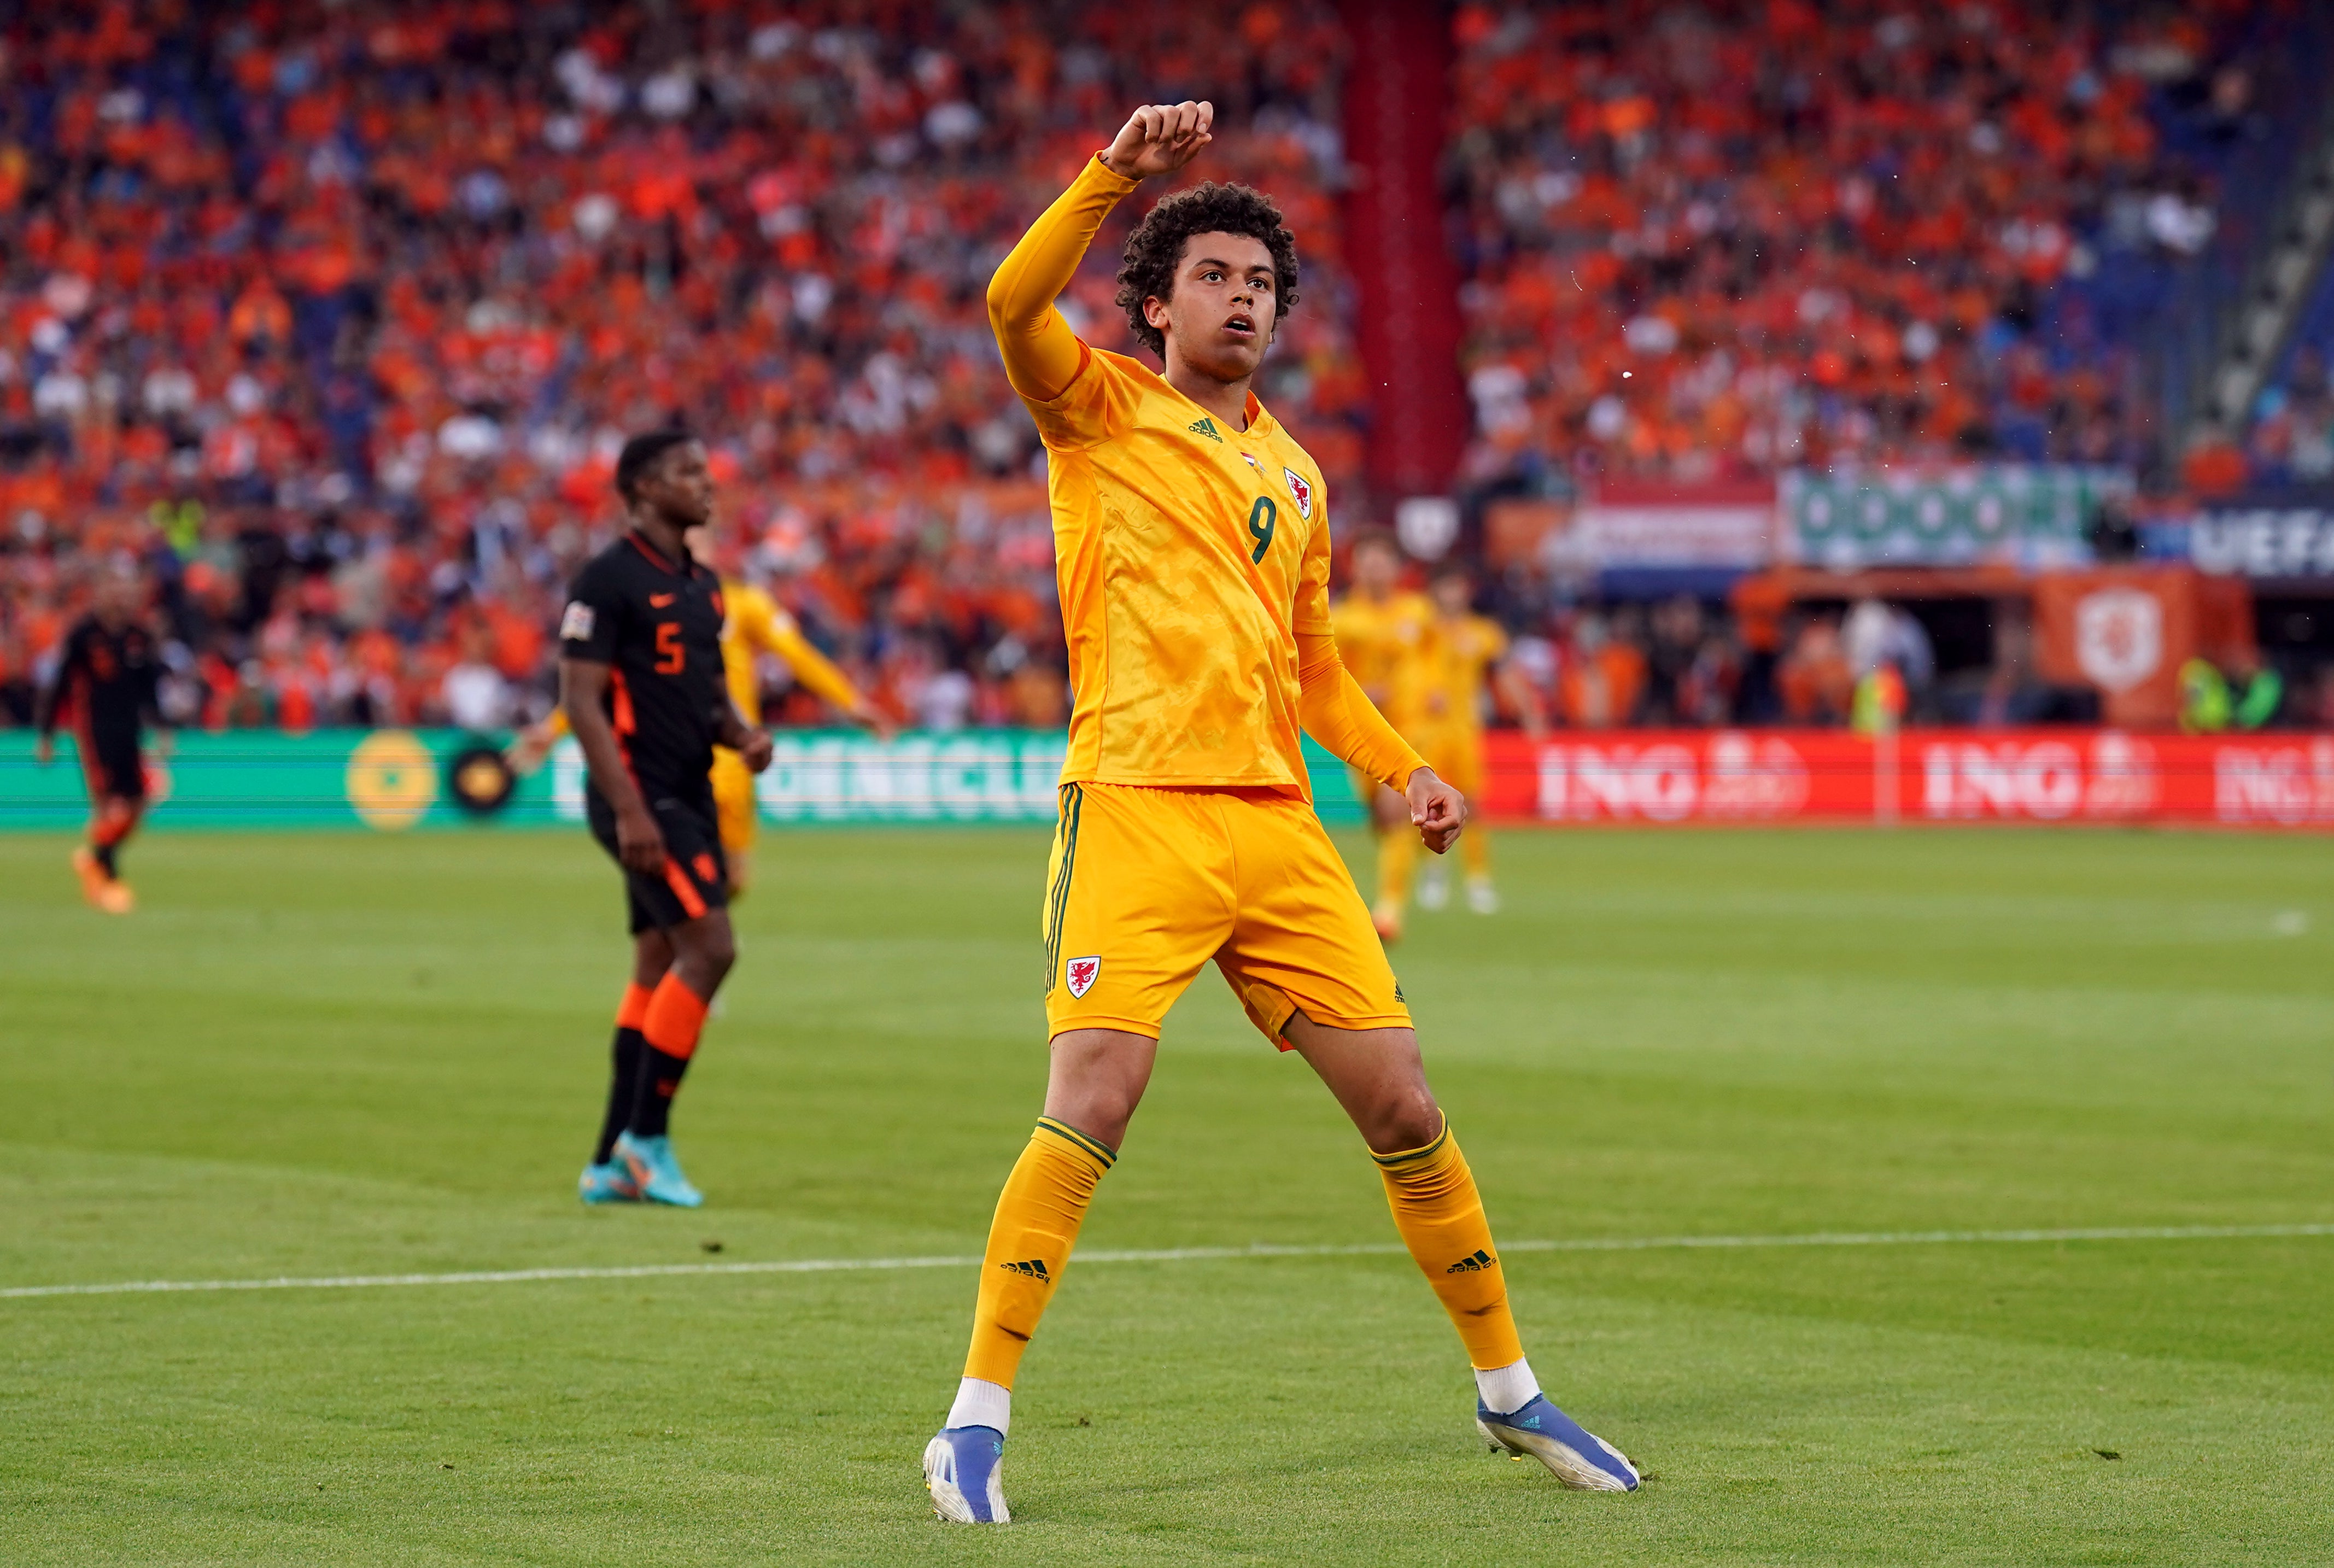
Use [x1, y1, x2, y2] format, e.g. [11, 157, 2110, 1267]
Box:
[923, 1425, 1010, 1523]
[1477, 1394, 1641, 1491]
[613, 1131, 703, 1208]
[577, 1159, 640, 1204]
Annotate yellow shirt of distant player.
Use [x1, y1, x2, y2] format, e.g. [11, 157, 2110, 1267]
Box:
[716, 578, 863, 736]
[1403, 612, 1508, 740]
[1332, 589, 1434, 713]
[1026, 346, 1335, 792]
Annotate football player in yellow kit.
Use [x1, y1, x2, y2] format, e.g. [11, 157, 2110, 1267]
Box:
[1332, 530, 1433, 939]
[920, 101, 1639, 1526]
[699, 534, 890, 898]
[508, 531, 890, 898]
[1403, 561, 1547, 917]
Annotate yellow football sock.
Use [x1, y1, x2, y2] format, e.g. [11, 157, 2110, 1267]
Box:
[1377, 827, 1417, 914]
[962, 1117, 1114, 1387]
[1461, 822, 1490, 878]
[1374, 1115, 1525, 1370]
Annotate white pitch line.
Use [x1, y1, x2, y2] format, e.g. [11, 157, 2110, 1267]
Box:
[4, 1222, 2328, 1303]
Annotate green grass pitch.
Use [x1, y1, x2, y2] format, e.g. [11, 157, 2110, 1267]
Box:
[2, 822, 2330, 1565]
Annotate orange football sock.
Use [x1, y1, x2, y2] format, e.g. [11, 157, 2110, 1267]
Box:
[962, 1118, 1114, 1388]
[1375, 1115, 1525, 1371]
[631, 974, 710, 1139]
[641, 974, 707, 1060]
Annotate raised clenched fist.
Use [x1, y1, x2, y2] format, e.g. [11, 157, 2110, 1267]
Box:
[1101, 101, 1215, 181]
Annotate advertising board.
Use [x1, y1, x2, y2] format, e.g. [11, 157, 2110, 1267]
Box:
[0, 730, 1368, 830]
[7, 729, 2327, 832]
[1475, 729, 2334, 827]
[1780, 467, 2121, 570]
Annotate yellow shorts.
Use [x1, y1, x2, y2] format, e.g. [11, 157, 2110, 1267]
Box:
[1040, 782, 1411, 1048]
[711, 751, 757, 856]
[1414, 727, 1485, 800]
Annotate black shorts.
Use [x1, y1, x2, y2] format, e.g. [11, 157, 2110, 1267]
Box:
[82, 731, 145, 801]
[587, 790, 729, 935]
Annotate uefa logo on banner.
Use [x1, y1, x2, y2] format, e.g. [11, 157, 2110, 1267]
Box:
[2073, 587, 2163, 694]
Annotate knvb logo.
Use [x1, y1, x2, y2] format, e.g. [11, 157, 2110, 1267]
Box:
[999, 1259, 1051, 1281]
[1445, 1249, 1496, 1274]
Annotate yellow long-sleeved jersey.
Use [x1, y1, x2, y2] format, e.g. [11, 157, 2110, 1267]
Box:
[987, 154, 1424, 797]
[1401, 612, 1509, 740]
[717, 578, 862, 734]
[1332, 589, 1434, 713]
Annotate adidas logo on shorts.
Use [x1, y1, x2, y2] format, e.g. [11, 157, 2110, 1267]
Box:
[1444, 1249, 1495, 1274]
[999, 1259, 1052, 1281]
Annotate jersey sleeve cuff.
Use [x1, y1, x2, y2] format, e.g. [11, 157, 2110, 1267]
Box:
[1084, 154, 1141, 195]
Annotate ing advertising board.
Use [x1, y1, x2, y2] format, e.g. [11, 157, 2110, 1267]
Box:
[1475, 729, 2334, 828]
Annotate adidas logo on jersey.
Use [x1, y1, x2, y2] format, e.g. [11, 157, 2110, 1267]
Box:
[1186, 417, 1222, 442]
[1445, 1249, 1496, 1274]
[999, 1259, 1052, 1281]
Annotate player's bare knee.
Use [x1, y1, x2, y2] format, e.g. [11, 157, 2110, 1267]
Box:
[1370, 1087, 1442, 1155]
[676, 918, 736, 980]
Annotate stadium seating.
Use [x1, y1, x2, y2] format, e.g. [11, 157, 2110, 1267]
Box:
[1443, 0, 2267, 487]
[0, 2, 2314, 736]
[2246, 272, 2334, 490]
[0, 1, 1359, 730]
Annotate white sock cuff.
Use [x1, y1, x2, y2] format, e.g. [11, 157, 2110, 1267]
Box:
[1475, 1356, 1541, 1417]
[947, 1376, 1011, 1436]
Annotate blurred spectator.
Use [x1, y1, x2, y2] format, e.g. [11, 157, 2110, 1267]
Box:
[1777, 614, 1853, 726]
[1558, 610, 1646, 728]
[2249, 347, 2334, 488]
[442, 623, 514, 734]
[1728, 567, 1788, 722]
[1842, 597, 1935, 716]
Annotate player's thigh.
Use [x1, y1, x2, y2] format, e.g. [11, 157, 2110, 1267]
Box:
[94, 737, 147, 803]
[651, 799, 730, 920]
[1042, 783, 1235, 1041]
[1282, 1015, 1439, 1155]
[1215, 795, 1410, 1049]
[593, 797, 729, 935]
[1043, 1027, 1160, 1149]
[710, 753, 758, 858]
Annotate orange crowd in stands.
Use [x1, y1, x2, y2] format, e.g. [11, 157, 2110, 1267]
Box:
[0, 1, 1361, 731]
[1446, 0, 2254, 488]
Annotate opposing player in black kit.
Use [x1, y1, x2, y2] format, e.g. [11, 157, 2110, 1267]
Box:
[560, 431, 773, 1207]
[35, 565, 170, 915]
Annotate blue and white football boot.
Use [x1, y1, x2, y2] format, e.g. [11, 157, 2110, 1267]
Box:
[613, 1131, 703, 1208]
[577, 1159, 640, 1204]
[1477, 1395, 1641, 1491]
[923, 1425, 1010, 1523]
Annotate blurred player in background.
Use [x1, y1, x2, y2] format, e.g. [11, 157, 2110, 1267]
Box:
[921, 101, 1638, 1527]
[511, 531, 891, 900]
[699, 530, 891, 898]
[557, 431, 771, 1209]
[1331, 530, 1431, 940]
[1400, 561, 1547, 920]
[34, 564, 171, 915]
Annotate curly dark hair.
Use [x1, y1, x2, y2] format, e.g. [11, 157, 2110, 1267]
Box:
[1115, 182, 1300, 360]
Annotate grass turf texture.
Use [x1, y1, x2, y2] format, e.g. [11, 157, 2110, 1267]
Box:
[1, 826, 2329, 1566]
